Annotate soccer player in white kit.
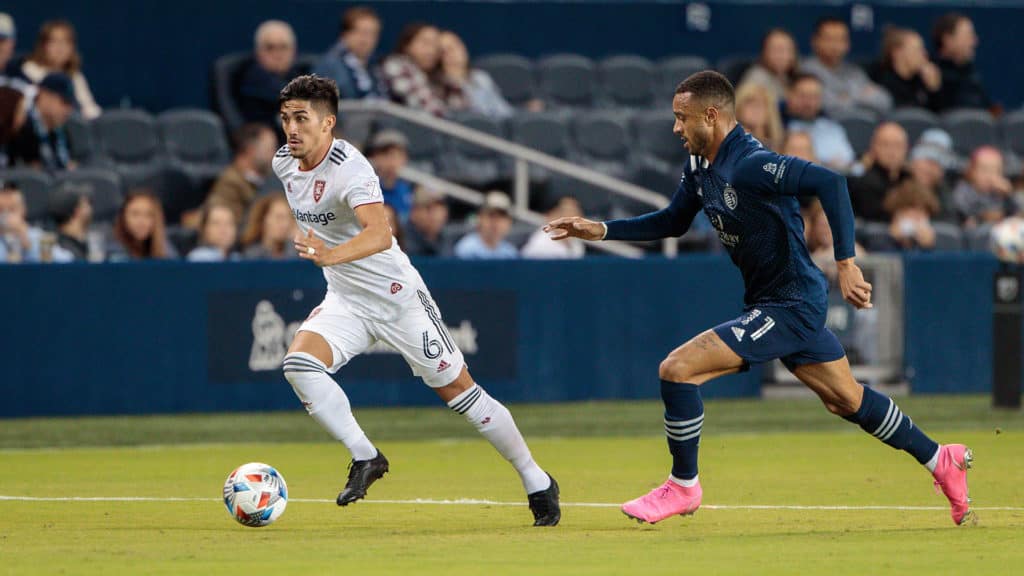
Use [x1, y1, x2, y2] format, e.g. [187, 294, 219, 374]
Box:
[274, 75, 560, 526]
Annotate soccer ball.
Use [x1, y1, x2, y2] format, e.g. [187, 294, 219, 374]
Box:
[990, 217, 1024, 264]
[222, 462, 288, 527]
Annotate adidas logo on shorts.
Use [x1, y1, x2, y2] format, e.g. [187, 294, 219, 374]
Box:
[437, 360, 451, 372]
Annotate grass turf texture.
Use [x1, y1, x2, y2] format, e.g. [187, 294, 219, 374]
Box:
[1, 395, 1022, 575]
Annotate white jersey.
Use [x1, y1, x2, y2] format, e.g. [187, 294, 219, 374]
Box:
[273, 139, 426, 322]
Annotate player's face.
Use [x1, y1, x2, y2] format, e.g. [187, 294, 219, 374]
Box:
[280, 100, 334, 160]
[673, 92, 713, 156]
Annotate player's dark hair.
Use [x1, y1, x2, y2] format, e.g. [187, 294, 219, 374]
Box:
[278, 74, 340, 118]
[339, 6, 379, 36]
[932, 12, 967, 52]
[814, 16, 847, 35]
[675, 70, 735, 110]
[231, 123, 272, 154]
[394, 22, 437, 56]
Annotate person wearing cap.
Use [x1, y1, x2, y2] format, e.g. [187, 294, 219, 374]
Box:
[909, 128, 956, 220]
[847, 122, 912, 222]
[7, 72, 75, 170]
[454, 191, 518, 259]
[48, 183, 93, 261]
[21, 20, 101, 119]
[365, 129, 415, 220]
[404, 186, 454, 257]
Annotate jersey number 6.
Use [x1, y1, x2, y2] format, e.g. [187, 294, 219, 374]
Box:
[422, 331, 443, 359]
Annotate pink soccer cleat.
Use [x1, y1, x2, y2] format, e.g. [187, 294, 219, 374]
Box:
[932, 444, 975, 526]
[621, 479, 702, 524]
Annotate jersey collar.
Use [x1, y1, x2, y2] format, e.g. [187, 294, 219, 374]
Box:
[710, 123, 745, 170]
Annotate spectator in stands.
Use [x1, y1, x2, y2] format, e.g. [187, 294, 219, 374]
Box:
[313, 6, 386, 100]
[108, 190, 177, 261]
[931, 13, 993, 113]
[870, 180, 940, 252]
[0, 13, 17, 77]
[454, 191, 517, 259]
[241, 193, 297, 260]
[802, 17, 891, 116]
[381, 23, 462, 116]
[7, 73, 75, 170]
[236, 20, 304, 130]
[782, 72, 854, 170]
[848, 122, 911, 221]
[803, 197, 867, 273]
[438, 30, 512, 119]
[738, 28, 798, 101]
[522, 196, 585, 259]
[48, 185, 92, 261]
[205, 123, 278, 224]
[0, 182, 46, 263]
[953, 146, 1016, 227]
[782, 131, 818, 163]
[382, 203, 405, 250]
[0, 86, 28, 167]
[20, 20, 100, 119]
[735, 82, 784, 151]
[404, 186, 453, 257]
[908, 128, 956, 220]
[365, 129, 414, 221]
[870, 27, 941, 111]
[187, 202, 240, 262]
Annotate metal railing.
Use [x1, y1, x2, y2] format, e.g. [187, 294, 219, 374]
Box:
[337, 100, 677, 257]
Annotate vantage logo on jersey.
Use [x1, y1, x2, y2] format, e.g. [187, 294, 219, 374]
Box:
[313, 180, 326, 203]
[293, 209, 337, 226]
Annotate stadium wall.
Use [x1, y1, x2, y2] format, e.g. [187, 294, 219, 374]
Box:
[0, 254, 1012, 418]
[10, 1, 1024, 113]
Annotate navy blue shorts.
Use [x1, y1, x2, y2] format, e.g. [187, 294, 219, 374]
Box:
[712, 305, 846, 370]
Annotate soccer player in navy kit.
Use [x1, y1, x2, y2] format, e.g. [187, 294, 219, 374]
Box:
[545, 71, 973, 526]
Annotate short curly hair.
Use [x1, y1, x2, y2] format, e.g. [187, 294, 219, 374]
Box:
[675, 70, 735, 111]
[278, 74, 340, 118]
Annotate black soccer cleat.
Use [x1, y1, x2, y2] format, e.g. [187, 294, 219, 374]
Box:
[527, 473, 561, 526]
[337, 450, 389, 506]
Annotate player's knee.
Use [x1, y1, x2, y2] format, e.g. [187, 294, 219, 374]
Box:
[659, 354, 696, 383]
[281, 352, 328, 384]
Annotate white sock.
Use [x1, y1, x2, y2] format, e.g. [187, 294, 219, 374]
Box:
[669, 474, 699, 488]
[283, 352, 377, 461]
[448, 384, 550, 494]
[924, 446, 940, 473]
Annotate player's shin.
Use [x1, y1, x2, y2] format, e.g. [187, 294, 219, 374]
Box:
[842, 384, 940, 470]
[662, 380, 704, 486]
[447, 384, 550, 494]
[282, 352, 378, 461]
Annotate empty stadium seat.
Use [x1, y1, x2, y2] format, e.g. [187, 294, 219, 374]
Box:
[158, 109, 231, 166]
[65, 115, 100, 165]
[372, 116, 445, 173]
[54, 169, 123, 223]
[887, 107, 940, 145]
[715, 55, 756, 85]
[572, 111, 633, 180]
[545, 174, 616, 219]
[965, 223, 993, 251]
[510, 112, 571, 184]
[943, 109, 999, 156]
[93, 109, 165, 189]
[474, 54, 536, 107]
[932, 221, 964, 251]
[857, 221, 890, 251]
[658, 55, 710, 97]
[209, 52, 250, 133]
[439, 113, 509, 187]
[1003, 111, 1024, 157]
[599, 55, 657, 108]
[537, 54, 597, 108]
[0, 168, 53, 222]
[834, 109, 879, 157]
[630, 109, 686, 169]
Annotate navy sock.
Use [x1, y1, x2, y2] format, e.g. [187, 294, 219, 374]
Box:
[843, 385, 939, 465]
[661, 379, 703, 480]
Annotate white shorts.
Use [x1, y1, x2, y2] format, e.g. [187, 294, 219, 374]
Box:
[297, 288, 466, 388]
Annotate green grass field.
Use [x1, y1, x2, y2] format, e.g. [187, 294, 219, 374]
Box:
[2, 395, 1022, 575]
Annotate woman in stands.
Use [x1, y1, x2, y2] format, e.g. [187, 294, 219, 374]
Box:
[869, 27, 942, 111]
[188, 201, 240, 262]
[109, 191, 178, 261]
[21, 20, 101, 119]
[380, 23, 464, 116]
[738, 28, 798, 102]
[241, 193, 297, 260]
[735, 82, 784, 152]
[437, 30, 512, 119]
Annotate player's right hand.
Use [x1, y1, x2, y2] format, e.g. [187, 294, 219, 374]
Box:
[543, 217, 606, 242]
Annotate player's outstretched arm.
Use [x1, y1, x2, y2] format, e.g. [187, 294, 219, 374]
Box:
[294, 202, 393, 267]
[543, 217, 607, 241]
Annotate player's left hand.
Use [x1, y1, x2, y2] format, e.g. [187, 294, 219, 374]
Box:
[295, 229, 331, 267]
[837, 259, 873, 309]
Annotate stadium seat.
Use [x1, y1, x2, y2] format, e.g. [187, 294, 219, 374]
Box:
[157, 109, 230, 167]
[510, 112, 572, 185]
[537, 54, 597, 108]
[373, 115, 445, 173]
[599, 55, 657, 108]
[1003, 110, 1024, 157]
[439, 113, 509, 188]
[658, 55, 710, 97]
[0, 168, 53, 222]
[545, 174, 616, 219]
[630, 109, 686, 170]
[65, 115, 100, 165]
[209, 52, 250, 133]
[474, 54, 536, 107]
[834, 109, 879, 157]
[965, 223, 993, 251]
[715, 55, 756, 85]
[54, 169, 124, 223]
[93, 109, 165, 189]
[932, 221, 964, 251]
[572, 111, 633, 180]
[943, 109, 999, 156]
[887, 107, 940, 146]
[337, 107, 376, 150]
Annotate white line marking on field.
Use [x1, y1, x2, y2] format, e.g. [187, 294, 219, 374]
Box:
[1, 495, 1022, 512]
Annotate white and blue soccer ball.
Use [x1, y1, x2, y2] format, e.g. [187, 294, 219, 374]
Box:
[223, 462, 288, 527]
[990, 217, 1024, 264]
